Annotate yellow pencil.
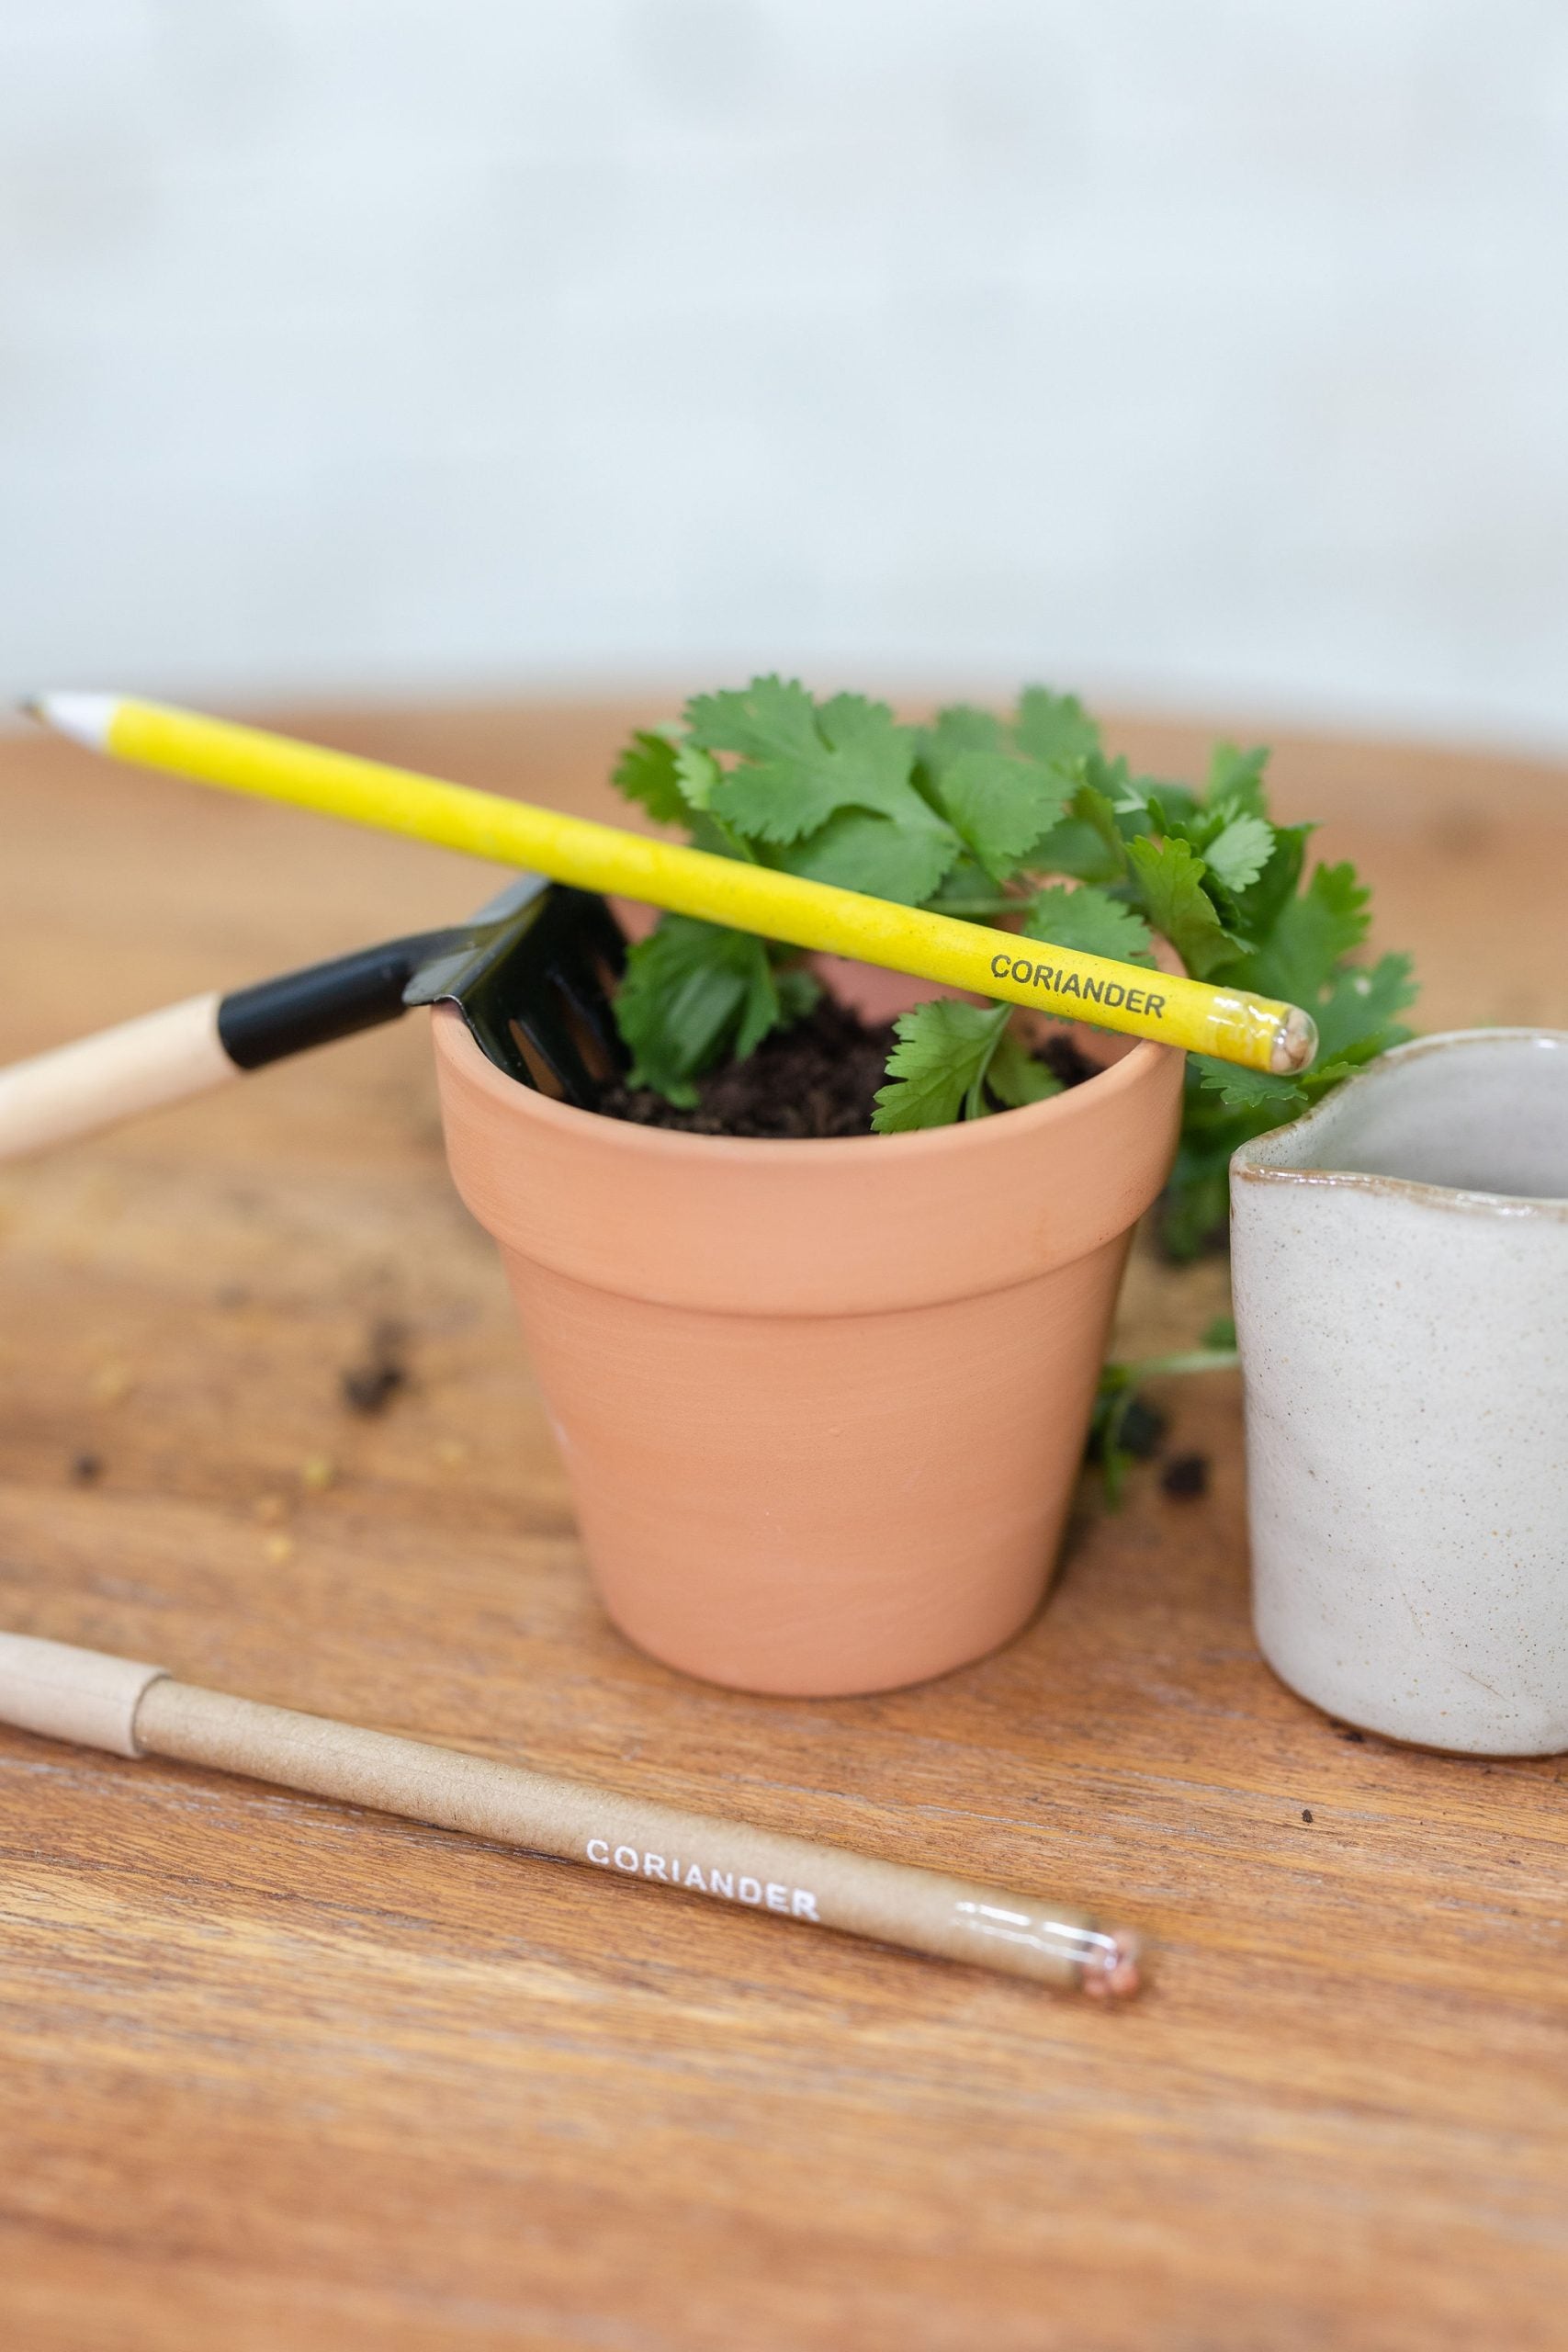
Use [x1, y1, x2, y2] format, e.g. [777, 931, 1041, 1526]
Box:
[27, 693, 1316, 1076]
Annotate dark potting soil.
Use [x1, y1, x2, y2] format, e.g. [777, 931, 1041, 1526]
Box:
[597, 997, 1098, 1141]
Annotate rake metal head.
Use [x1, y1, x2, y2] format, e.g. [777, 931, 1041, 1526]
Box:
[402, 878, 628, 1110]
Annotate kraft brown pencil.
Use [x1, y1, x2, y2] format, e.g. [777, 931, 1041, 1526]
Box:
[0, 1631, 1142, 1998]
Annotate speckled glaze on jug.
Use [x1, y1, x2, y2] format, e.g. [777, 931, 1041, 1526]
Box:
[432, 1002, 1182, 1697]
[1232, 1030, 1568, 1755]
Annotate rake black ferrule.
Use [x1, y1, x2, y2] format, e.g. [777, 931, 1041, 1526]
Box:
[216, 933, 449, 1069]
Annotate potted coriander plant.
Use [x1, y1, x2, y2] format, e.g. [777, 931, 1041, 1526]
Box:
[434, 680, 1413, 1696]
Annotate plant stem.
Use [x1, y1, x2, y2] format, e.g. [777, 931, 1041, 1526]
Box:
[1122, 1347, 1238, 1381]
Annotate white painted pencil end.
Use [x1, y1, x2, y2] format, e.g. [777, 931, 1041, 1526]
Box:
[21, 691, 120, 752]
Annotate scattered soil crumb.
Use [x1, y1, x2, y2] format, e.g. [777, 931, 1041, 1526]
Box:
[1301, 1808, 1314, 1824]
[1161, 1452, 1209, 1499]
[599, 997, 1096, 1141]
[1334, 1724, 1367, 1744]
[68, 1452, 103, 1486]
[340, 1318, 410, 1416]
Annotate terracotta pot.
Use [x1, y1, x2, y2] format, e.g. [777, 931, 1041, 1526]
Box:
[432, 1004, 1182, 1696]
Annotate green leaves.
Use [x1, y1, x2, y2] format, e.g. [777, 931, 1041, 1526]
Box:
[613, 729, 689, 826]
[612, 729, 725, 829]
[604, 678, 1418, 1232]
[935, 751, 1071, 881]
[987, 1025, 1065, 1111]
[691, 679, 942, 847]
[682, 675, 964, 909]
[1240, 861, 1370, 1004]
[1015, 687, 1100, 765]
[615, 916, 807, 1105]
[1171, 908, 1416, 1261]
[1203, 811, 1275, 894]
[1125, 836, 1235, 977]
[1023, 885, 1153, 964]
[1311, 952, 1416, 1064]
[777, 808, 957, 907]
[871, 1001, 1060, 1133]
[1190, 1057, 1310, 1115]
[1205, 741, 1269, 816]
[914, 700, 1078, 879]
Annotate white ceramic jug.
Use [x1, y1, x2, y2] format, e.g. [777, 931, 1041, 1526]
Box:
[1231, 1029, 1568, 1755]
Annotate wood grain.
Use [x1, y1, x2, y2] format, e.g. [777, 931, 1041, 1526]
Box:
[2, 702, 1565, 2352]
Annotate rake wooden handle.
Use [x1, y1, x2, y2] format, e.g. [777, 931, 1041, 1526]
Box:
[0, 1633, 1142, 1998]
[0, 994, 236, 1161]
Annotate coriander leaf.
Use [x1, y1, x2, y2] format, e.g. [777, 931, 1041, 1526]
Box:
[1206, 741, 1270, 817]
[614, 915, 783, 1103]
[1308, 952, 1417, 1065]
[1030, 810, 1125, 885]
[924, 853, 1010, 913]
[1077, 773, 1134, 865]
[1192, 1057, 1309, 1115]
[1137, 780, 1204, 837]
[873, 1002, 1010, 1132]
[1228, 819, 1313, 943]
[1082, 752, 1186, 836]
[1125, 836, 1235, 977]
[920, 704, 1008, 774]
[934, 750, 1071, 881]
[871, 1002, 1059, 1131]
[911, 705, 1003, 820]
[685, 674, 820, 767]
[986, 1025, 1063, 1110]
[818, 692, 919, 775]
[1030, 758, 1156, 883]
[1015, 687, 1101, 765]
[1109, 771, 1153, 819]
[612, 729, 687, 825]
[673, 742, 722, 811]
[693, 676, 944, 849]
[1044, 778, 1132, 885]
[777, 808, 960, 905]
[1203, 812, 1276, 894]
[1242, 860, 1371, 1002]
[1296, 1057, 1364, 1098]
[1023, 884, 1154, 964]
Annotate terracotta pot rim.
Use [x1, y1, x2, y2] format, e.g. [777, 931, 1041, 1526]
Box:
[439, 1009, 1175, 1166]
[433, 1003, 1184, 1312]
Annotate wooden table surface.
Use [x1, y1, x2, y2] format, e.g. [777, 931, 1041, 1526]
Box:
[2, 702, 1565, 2352]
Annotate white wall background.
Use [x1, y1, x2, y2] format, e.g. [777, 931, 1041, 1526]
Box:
[3, 1, 1567, 745]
